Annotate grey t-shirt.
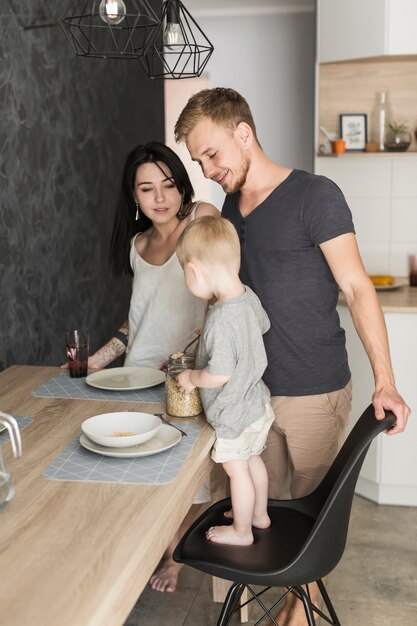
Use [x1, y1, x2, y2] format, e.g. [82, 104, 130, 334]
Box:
[222, 169, 355, 396]
[195, 286, 271, 439]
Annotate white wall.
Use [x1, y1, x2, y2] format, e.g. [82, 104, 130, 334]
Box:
[316, 155, 417, 277]
[165, 5, 316, 211]
[164, 76, 213, 204]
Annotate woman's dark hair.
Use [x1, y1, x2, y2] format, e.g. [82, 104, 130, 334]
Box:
[109, 141, 195, 275]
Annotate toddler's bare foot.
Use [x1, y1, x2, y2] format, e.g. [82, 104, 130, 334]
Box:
[206, 524, 254, 545]
[149, 559, 183, 592]
[252, 513, 271, 529]
[223, 509, 270, 529]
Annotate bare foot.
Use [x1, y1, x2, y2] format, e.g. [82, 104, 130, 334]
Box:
[206, 524, 254, 545]
[149, 559, 183, 592]
[223, 509, 271, 529]
[252, 513, 271, 529]
[268, 587, 319, 626]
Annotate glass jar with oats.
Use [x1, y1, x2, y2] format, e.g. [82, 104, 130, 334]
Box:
[166, 352, 203, 417]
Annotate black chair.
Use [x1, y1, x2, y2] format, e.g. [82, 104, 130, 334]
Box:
[173, 404, 396, 625]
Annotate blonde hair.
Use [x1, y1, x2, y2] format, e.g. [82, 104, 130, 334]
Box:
[174, 87, 259, 144]
[176, 216, 240, 272]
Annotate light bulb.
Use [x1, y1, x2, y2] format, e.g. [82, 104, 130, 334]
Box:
[163, 1, 183, 50]
[99, 0, 127, 26]
[164, 21, 183, 50]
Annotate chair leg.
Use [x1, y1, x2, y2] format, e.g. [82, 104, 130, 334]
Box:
[293, 585, 316, 626]
[317, 579, 341, 626]
[216, 583, 246, 626]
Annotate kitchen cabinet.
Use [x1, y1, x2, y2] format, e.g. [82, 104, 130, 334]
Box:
[315, 154, 417, 277]
[338, 292, 417, 507]
[318, 0, 417, 63]
[316, 0, 417, 509]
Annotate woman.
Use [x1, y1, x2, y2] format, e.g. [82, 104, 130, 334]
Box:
[85, 142, 219, 593]
[89, 141, 219, 370]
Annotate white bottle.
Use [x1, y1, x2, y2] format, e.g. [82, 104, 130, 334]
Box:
[371, 91, 391, 152]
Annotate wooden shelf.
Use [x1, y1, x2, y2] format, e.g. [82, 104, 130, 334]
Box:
[317, 151, 417, 158]
[317, 59, 417, 149]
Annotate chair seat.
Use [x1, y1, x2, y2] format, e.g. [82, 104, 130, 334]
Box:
[176, 498, 316, 587]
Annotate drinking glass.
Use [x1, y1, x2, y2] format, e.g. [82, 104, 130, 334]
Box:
[65, 330, 89, 378]
[409, 255, 417, 287]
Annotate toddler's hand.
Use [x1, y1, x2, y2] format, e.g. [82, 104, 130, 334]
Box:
[177, 369, 196, 394]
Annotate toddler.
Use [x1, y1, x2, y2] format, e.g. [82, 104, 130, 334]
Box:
[176, 216, 274, 546]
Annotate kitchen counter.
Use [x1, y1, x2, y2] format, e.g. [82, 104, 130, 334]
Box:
[338, 280, 417, 313]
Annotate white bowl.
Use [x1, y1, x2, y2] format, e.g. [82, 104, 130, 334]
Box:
[81, 412, 161, 448]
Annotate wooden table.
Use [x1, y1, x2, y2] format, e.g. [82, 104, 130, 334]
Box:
[0, 366, 215, 626]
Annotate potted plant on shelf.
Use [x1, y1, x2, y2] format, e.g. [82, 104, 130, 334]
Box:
[384, 121, 411, 152]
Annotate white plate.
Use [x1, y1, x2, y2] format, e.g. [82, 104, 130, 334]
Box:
[85, 367, 165, 391]
[374, 282, 403, 291]
[79, 423, 181, 458]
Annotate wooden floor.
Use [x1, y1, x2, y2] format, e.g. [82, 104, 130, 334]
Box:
[125, 495, 417, 625]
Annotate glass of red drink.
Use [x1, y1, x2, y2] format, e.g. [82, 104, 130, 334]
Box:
[65, 330, 89, 378]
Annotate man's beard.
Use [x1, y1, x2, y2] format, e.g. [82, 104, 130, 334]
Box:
[223, 152, 250, 194]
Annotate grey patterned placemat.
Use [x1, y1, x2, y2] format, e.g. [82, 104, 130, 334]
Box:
[32, 372, 166, 403]
[43, 423, 201, 485]
[0, 416, 33, 445]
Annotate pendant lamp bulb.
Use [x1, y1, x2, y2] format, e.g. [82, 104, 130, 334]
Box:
[164, 0, 183, 50]
[99, 0, 127, 25]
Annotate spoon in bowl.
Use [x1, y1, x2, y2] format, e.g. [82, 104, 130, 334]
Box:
[154, 414, 187, 437]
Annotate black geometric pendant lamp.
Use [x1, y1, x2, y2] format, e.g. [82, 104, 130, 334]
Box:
[61, 0, 160, 59]
[141, 0, 214, 79]
[0, 0, 214, 78]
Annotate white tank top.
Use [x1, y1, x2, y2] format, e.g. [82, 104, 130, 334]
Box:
[124, 204, 207, 368]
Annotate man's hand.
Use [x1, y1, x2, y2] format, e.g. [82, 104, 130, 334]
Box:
[372, 385, 411, 435]
[176, 369, 196, 394]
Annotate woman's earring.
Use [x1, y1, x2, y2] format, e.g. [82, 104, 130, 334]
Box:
[135, 201, 139, 221]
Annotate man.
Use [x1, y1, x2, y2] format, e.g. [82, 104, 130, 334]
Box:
[175, 87, 410, 626]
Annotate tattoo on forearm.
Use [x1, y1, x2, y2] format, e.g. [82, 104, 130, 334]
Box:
[94, 338, 126, 366]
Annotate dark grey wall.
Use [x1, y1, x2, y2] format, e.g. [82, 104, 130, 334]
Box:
[0, 18, 164, 371]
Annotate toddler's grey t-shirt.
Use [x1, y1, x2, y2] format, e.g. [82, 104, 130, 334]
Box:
[196, 286, 271, 439]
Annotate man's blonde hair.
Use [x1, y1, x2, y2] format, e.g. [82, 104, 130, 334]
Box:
[174, 87, 258, 144]
[176, 216, 240, 272]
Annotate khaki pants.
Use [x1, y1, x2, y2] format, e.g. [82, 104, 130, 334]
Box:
[262, 380, 352, 499]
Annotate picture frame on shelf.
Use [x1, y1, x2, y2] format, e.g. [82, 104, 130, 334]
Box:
[339, 114, 367, 151]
